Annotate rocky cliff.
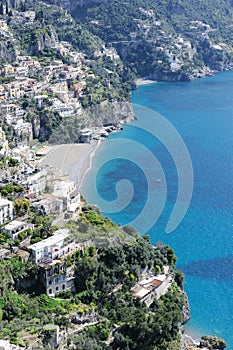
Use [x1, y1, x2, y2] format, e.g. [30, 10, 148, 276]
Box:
[0, 39, 17, 63]
[28, 26, 58, 56]
[83, 101, 135, 128]
[181, 291, 191, 324]
[148, 71, 191, 82]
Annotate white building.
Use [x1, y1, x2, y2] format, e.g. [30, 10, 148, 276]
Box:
[28, 229, 75, 264]
[0, 198, 13, 226]
[53, 180, 80, 212]
[31, 196, 63, 216]
[2, 220, 34, 240]
[0, 127, 8, 158]
[0, 339, 19, 350]
[23, 169, 47, 196]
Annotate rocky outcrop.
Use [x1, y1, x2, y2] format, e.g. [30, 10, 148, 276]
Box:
[148, 71, 191, 82]
[83, 101, 136, 128]
[28, 27, 58, 56]
[0, 40, 16, 63]
[199, 336, 227, 349]
[31, 115, 40, 139]
[182, 291, 191, 324]
[181, 335, 227, 350]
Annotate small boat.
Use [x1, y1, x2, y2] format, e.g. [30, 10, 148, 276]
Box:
[155, 178, 162, 182]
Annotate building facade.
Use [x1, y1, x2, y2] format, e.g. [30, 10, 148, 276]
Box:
[0, 198, 13, 225]
[28, 229, 75, 264]
[39, 260, 75, 296]
[2, 220, 34, 240]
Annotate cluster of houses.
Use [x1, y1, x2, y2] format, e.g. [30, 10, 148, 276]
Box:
[0, 14, 89, 147]
[0, 13, 126, 305]
[0, 125, 90, 297]
[0, 189, 92, 297]
[0, 12, 123, 150]
[0, 6, 182, 350]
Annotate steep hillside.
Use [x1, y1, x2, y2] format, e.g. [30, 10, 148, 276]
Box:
[70, 0, 233, 80]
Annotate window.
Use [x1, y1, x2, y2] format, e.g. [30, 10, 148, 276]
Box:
[62, 284, 65, 290]
[56, 286, 59, 291]
[49, 288, 52, 294]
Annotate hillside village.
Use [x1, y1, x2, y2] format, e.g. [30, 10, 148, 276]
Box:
[0, 11, 179, 348]
[0, 1, 229, 350]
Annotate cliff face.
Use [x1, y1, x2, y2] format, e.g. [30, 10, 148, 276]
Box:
[181, 291, 191, 324]
[28, 27, 58, 56]
[82, 101, 136, 128]
[148, 71, 191, 82]
[0, 40, 17, 63]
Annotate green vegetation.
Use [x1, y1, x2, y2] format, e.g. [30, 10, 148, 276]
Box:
[80, 205, 118, 229]
[14, 199, 30, 217]
[28, 212, 58, 244]
[0, 257, 78, 344]
[0, 205, 184, 349]
[63, 236, 182, 350]
[0, 184, 24, 197]
[8, 0, 135, 109]
[0, 157, 20, 169]
[0, 202, 225, 348]
[73, 0, 233, 77]
[200, 335, 227, 349]
[74, 239, 176, 301]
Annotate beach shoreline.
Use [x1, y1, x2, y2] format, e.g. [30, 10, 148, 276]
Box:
[40, 141, 101, 189]
[72, 140, 101, 190]
[136, 78, 157, 86]
[182, 327, 201, 347]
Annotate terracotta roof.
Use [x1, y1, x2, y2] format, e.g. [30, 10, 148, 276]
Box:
[150, 280, 163, 288]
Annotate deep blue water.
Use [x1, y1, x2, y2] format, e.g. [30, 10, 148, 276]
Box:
[81, 71, 233, 348]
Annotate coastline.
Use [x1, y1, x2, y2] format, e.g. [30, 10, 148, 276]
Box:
[72, 140, 101, 190]
[136, 78, 157, 86]
[40, 72, 232, 349]
[40, 142, 101, 189]
[181, 327, 202, 349]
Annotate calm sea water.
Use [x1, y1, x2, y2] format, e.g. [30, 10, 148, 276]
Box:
[81, 71, 233, 348]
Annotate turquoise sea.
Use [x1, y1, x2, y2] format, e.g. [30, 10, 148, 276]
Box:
[81, 71, 233, 348]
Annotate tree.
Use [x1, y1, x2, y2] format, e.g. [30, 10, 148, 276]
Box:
[75, 256, 97, 293]
[14, 199, 30, 216]
[174, 269, 184, 289]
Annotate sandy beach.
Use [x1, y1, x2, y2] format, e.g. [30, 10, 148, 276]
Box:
[136, 78, 156, 86]
[41, 141, 101, 189]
